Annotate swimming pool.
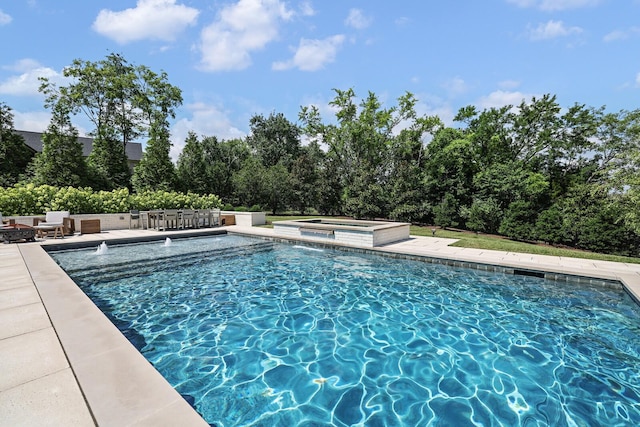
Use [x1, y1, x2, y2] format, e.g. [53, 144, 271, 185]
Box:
[50, 236, 640, 426]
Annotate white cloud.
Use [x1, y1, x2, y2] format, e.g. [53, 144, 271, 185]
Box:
[0, 9, 12, 25]
[507, 0, 600, 11]
[345, 8, 372, 30]
[411, 94, 456, 127]
[92, 0, 199, 44]
[604, 27, 640, 42]
[272, 35, 345, 71]
[299, 1, 315, 16]
[300, 96, 340, 121]
[198, 0, 293, 72]
[393, 98, 453, 137]
[442, 77, 468, 96]
[395, 17, 410, 27]
[506, 0, 536, 7]
[498, 80, 521, 90]
[3, 58, 42, 73]
[170, 102, 246, 161]
[636, 73, 640, 88]
[0, 60, 63, 96]
[526, 20, 583, 41]
[13, 111, 51, 133]
[477, 90, 537, 110]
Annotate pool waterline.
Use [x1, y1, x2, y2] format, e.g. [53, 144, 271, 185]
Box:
[48, 234, 640, 426]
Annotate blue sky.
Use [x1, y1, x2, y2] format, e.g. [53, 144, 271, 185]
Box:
[1, 0, 639, 159]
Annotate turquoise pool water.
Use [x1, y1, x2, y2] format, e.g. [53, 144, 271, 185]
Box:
[51, 236, 640, 426]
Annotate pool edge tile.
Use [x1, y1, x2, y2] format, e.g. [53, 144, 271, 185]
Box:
[71, 345, 208, 427]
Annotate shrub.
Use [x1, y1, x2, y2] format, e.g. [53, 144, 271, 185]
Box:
[461, 198, 502, 234]
[534, 206, 565, 245]
[50, 187, 103, 214]
[499, 200, 538, 241]
[433, 193, 459, 229]
[0, 184, 222, 215]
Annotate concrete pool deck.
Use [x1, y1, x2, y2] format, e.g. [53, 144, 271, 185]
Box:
[1, 225, 639, 426]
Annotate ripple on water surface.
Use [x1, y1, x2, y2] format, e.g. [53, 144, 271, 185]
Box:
[51, 236, 640, 427]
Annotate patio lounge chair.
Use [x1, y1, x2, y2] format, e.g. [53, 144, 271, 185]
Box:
[33, 211, 75, 237]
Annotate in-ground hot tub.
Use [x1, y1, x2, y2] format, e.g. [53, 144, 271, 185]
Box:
[273, 218, 411, 247]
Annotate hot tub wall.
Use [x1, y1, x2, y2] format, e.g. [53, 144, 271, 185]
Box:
[371, 224, 411, 246]
[273, 222, 410, 247]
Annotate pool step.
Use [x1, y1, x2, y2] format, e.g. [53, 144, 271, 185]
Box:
[65, 241, 275, 283]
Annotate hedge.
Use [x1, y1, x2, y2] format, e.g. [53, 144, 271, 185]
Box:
[0, 184, 222, 215]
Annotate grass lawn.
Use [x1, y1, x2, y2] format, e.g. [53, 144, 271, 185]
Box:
[262, 215, 640, 265]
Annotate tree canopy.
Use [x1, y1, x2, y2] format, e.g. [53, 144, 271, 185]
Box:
[30, 100, 88, 187]
[5, 69, 640, 256]
[0, 103, 35, 186]
[39, 53, 182, 190]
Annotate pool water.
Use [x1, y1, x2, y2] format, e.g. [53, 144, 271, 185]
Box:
[51, 236, 640, 426]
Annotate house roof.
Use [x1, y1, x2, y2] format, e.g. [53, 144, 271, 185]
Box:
[13, 130, 143, 162]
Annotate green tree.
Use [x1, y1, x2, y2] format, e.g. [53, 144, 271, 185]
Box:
[461, 198, 502, 234]
[39, 53, 182, 190]
[290, 141, 323, 214]
[496, 170, 549, 241]
[131, 67, 182, 192]
[264, 164, 292, 214]
[300, 89, 434, 219]
[0, 103, 35, 186]
[388, 104, 442, 223]
[600, 109, 640, 235]
[204, 137, 249, 203]
[534, 186, 640, 256]
[315, 153, 344, 215]
[247, 112, 300, 169]
[243, 112, 300, 210]
[509, 95, 561, 162]
[433, 192, 459, 229]
[498, 200, 538, 241]
[132, 122, 176, 191]
[232, 157, 268, 208]
[299, 104, 344, 215]
[534, 205, 565, 245]
[176, 132, 208, 194]
[344, 173, 386, 219]
[87, 130, 131, 190]
[334, 90, 395, 218]
[31, 101, 88, 187]
[454, 104, 514, 169]
[423, 128, 477, 217]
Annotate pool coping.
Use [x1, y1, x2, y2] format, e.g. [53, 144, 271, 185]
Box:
[3, 225, 640, 426]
